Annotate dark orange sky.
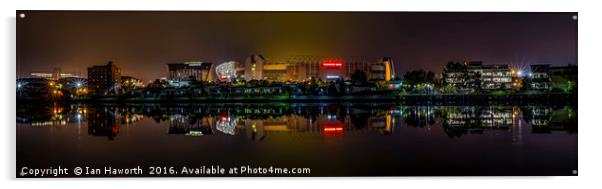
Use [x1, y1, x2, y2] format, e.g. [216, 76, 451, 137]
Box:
[17, 11, 577, 81]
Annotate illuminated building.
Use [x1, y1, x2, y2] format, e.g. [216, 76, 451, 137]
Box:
[121, 76, 145, 89]
[465, 61, 513, 90]
[244, 54, 265, 80]
[30, 68, 81, 80]
[57, 77, 87, 95]
[167, 62, 213, 81]
[29, 72, 53, 79]
[528, 64, 552, 90]
[87, 61, 121, 96]
[284, 55, 377, 81]
[549, 64, 577, 92]
[443, 61, 512, 91]
[16, 78, 51, 98]
[262, 63, 289, 81]
[210, 55, 397, 82]
[370, 57, 395, 81]
[320, 59, 344, 81]
[215, 61, 243, 81]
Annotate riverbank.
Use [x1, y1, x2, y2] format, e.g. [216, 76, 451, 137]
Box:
[17, 93, 577, 105]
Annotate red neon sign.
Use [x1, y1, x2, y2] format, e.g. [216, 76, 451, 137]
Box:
[323, 123, 344, 134]
[322, 60, 343, 69]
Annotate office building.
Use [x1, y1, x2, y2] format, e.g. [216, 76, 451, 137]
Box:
[529, 64, 552, 90]
[87, 61, 121, 96]
[549, 64, 577, 92]
[466, 61, 512, 90]
[121, 76, 145, 89]
[370, 57, 395, 81]
[284, 55, 391, 81]
[244, 54, 265, 81]
[30, 67, 81, 80]
[167, 62, 213, 81]
[215, 61, 243, 81]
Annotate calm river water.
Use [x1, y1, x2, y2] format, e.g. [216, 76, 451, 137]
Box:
[16, 103, 577, 176]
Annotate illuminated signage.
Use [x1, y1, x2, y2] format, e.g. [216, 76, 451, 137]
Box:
[323, 123, 343, 134]
[326, 75, 340, 79]
[321, 60, 343, 69]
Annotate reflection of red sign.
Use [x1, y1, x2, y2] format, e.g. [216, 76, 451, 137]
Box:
[220, 112, 228, 121]
[322, 60, 343, 69]
[111, 126, 119, 134]
[323, 123, 343, 134]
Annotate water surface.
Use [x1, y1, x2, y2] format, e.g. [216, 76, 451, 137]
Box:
[16, 103, 577, 176]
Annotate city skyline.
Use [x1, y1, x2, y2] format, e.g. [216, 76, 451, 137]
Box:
[15, 11, 579, 178]
[17, 11, 577, 81]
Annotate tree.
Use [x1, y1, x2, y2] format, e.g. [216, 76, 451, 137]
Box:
[403, 70, 435, 86]
[442, 61, 466, 86]
[350, 70, 368, 85]
[441, 61, 481, 93]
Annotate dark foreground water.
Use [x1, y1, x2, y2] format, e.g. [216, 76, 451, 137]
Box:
[16, 103, 577, 177]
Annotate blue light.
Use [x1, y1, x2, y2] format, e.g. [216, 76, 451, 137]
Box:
[75, 82, 83, 88]
[326, 75, 340, 79]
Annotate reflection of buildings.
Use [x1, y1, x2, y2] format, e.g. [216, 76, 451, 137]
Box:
[216, 112, 238, 135]
[320, 113, 344, 135]
[168, 62, 214, 81]
[87, 107, 119, 140]
[511, 107, 522, 144]
[17, 104, 578, 144]
[402, 106, 436, 127]
[168, 115, 214, 136]
[479, 107, 513, 127]
[368, 115, 393, 134]
[523, 106, 577, 134]
[17, 104, 89, 127]
[443, 106, 515, 137]
[244, 120, 266, 141]
[87, 61, 121, 96]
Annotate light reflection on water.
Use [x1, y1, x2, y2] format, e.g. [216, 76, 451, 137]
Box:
[16, 103, 577, 176]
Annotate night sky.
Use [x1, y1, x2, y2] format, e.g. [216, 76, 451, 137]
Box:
[17, 11, 577, 81]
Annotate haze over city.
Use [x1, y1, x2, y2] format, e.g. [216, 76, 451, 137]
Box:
[17, 11, 577, 81]
[15, 11, 579, 178]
